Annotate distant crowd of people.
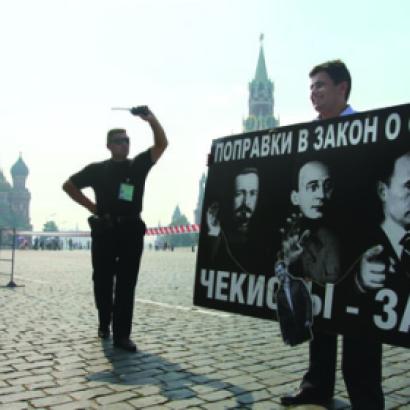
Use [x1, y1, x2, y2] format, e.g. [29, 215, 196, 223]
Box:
[16, 237, 91, 251]
[149, 242, 174, 251]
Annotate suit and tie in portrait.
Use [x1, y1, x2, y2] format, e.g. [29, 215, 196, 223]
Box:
[354, 149, 410, 337]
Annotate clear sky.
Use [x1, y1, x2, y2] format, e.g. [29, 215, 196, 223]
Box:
[0, 0, 409, 231]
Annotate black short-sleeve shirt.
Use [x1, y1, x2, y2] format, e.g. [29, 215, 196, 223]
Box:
[70, 149, 153, 217]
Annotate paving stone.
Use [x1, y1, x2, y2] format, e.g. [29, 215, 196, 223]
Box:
[0, 371, 32, 381]
[128, 394, 168, 408]
[157, 371, 189, 382]
[252, 400, 279, 410]
[191, 384, 221, 395]
[384, 376, 410, 392]
[162, 379, 194, 391]
[222, 375, 259, 386]
[0, 402, 30, 410]
[70, 386, 113, 400]
[201, 389, 234, 402]
[13, 360, 54, 371]
[56, 377, 86, 386]
[97, 403, 134, 410]
[0, 389, 45, 404]
[0, 359, 25, 367]
[56, 356, 84, 365]
[52, 369, 88, 379]
[208, 368, 243, 379]
[31, 367, 56, 375]
[190, 366, 216, 375]
[199, 398, 241, 409]
[386, 396, 410, 410]
[44, 383, 88, 395]
[8, 374, 53, 386]
[28, 380, 59, 390]
[164, 388, 196, 400]
[163, 397, 204, 409]
[49, 400, 95, 410]
[95, 391, 138, 405]
[132, 385, 162, 396]
[244, 382, 270, 392]
[118, 368, 162, 382]
[0, 386, 25, 396]
[0, 366, 14, 374]
[31, 394, 73, 408]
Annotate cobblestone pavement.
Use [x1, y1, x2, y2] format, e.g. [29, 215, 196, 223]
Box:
[0, 249, 409, 410]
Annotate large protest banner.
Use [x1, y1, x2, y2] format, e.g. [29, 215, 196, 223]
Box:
[194, 104, 410, 348]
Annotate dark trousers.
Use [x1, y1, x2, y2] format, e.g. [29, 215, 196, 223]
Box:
[91, 222, 144, 341]
[301, 330, 384, 410]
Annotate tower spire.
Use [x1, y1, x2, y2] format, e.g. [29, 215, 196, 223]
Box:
[255, 34, 268, 82]
[243, 34, 279, 132]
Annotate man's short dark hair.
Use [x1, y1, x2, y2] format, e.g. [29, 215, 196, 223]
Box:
[107, 128, 127, 144]
[377, 148, 410, 185]
[237, 167, 259, 178]
[309, 59, 352, 101]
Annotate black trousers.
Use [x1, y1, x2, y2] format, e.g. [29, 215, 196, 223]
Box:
[301, 330, 384, 410]
[91, 221, 144, 341]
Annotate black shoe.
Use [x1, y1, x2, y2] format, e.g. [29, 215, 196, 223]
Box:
[280, 389, 331, 407]
[98, 328, 110, 339]
[113, 338, 137, 352]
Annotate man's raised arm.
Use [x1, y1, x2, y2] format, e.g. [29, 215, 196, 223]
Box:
[131, 106, 168, 163]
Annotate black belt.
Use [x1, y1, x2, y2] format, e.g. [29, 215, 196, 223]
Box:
[103, 215, 141, 224]
[89, 214, 143, 235]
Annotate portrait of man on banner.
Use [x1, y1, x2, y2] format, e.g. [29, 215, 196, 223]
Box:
[202, 166, 268, 273]
[278, 158, 342, 286]
[347, 148, 410, 334]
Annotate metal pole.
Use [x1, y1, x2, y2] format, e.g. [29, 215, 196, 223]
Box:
[7, 228, 17, 287]
[5, 228, 24, 288]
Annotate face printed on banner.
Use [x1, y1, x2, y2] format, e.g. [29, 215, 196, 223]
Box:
[291, 161, 333, 220]
[233, 171, 259, 233]
[378, 152, 410, 230]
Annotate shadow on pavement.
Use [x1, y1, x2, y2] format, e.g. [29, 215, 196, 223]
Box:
[86, 339, 255, 408]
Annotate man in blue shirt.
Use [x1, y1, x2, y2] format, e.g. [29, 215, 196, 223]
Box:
[281, 60, 384, 410]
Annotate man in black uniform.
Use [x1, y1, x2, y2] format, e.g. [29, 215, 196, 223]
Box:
[62, 106, 168, 352]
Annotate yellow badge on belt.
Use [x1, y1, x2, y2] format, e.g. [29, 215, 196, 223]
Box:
[119, 183, 134, 202]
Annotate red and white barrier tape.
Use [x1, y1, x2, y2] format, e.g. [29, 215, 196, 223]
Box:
[146, 224, 200, 235]
[10, 224, 201, 237]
